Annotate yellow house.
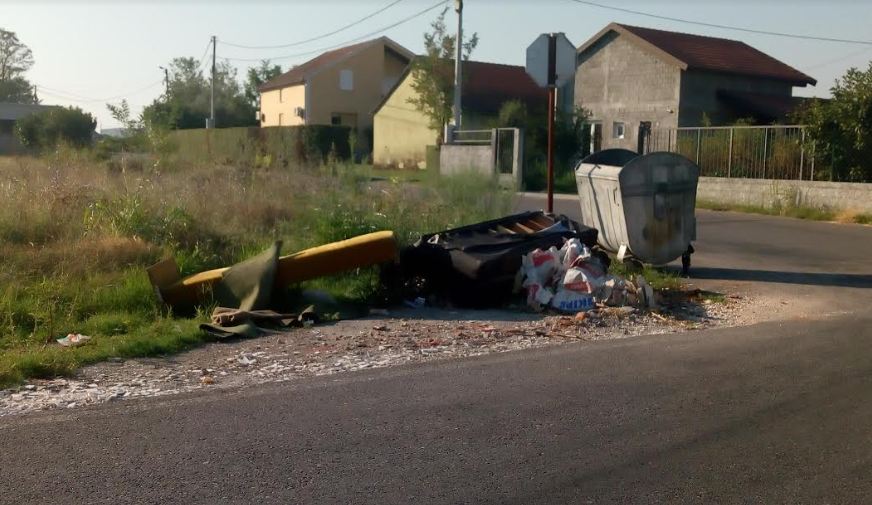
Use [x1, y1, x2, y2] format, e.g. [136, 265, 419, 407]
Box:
[258, 37, 413, 131]
[372, 60, 547, 168]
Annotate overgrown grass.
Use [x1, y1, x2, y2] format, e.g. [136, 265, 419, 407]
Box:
[697, 199, 872, 225]
[0, 154, 511, 387]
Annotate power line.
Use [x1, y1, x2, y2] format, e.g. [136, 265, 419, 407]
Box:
[222, 0, 448, 63]
[567, 0, 872, 46]
[196, 38, 213, 70]
[220, 0, 406, 50]
[39, 36, 214, 106]
[36, 79, 164, 104]
[804, 46, 872, 71]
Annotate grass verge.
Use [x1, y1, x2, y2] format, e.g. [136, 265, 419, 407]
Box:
[0, 154, 511, 387]
[697, 199, 872, 225]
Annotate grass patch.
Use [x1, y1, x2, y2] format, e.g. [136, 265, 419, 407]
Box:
[608, 262, 683, 291]
[0, 155, 511, 387]
[698, 199, 871, 225]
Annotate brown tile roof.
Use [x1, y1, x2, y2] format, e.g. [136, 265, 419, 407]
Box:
[581, 23, 816, 86]
[258, 37, 412, 92]
[374, 59, 547, 117]
[462, 60, 547, 115]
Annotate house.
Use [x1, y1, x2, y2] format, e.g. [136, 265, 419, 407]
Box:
[574, 23, 816, 152]
[373, 60, 548, 168]
[0, 102, 57, 154]
[257, 37, 414, 132]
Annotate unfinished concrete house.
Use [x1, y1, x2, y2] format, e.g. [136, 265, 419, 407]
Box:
[574, 23, 816, 152]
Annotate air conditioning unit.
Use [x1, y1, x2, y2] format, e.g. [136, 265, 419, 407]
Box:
[294, 107, 305, 118]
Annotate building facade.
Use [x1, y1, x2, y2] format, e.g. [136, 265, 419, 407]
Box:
[574, 23, 816, 152]
[258, 37, 413, 132]
[373, 60, 550, 168]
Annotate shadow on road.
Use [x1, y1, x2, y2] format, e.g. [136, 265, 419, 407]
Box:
[688, 267, 872, 289]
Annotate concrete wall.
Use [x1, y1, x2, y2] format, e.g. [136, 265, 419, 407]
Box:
[259, 85, 306, 127]
[678, 71, 794, 127]
[697, 177, 872, 213]
[575, 32, 681, 152]
[373, 71, 439, 168]
[440, 144, 494, 176]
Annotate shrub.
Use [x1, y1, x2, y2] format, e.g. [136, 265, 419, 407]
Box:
[16, 106, 97, 150]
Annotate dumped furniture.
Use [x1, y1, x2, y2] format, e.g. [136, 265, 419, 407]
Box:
[399, 211, 598, 308]
[575, 149, 699, 272]
[147, 231, 398, 309]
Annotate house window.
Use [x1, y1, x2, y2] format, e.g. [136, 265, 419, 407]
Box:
[339, 69, 353, 91]
[279, 88, 283, 103]
[331, 114, 342, 126]
[278, 113, 284, 126]
[613, 122, 625, 139]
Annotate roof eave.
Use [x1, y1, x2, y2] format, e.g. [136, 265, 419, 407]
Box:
[576, 22, 688, 70]
[258, 79, 305, 93]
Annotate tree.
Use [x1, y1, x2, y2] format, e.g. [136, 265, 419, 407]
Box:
[244, 60, 282, 106]
[141, 57, 258, 129]
[794, 61, 872, 182]
[407, 7, 479, 142]
[0, 28, 37, 104]
[16, 106, 96, 150]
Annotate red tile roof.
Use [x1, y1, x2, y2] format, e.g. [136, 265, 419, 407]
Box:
[582, 23, 816, 86]
[258, 38, 411, 92]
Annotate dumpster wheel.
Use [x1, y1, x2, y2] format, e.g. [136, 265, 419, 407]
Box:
[622, 257, 645, 273]
[681, 244, 695, 277]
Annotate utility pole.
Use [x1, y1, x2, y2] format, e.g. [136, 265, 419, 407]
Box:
[208, 35, 216, 129]
[159, 66, 169, 99]
[452, 0, 463, 131]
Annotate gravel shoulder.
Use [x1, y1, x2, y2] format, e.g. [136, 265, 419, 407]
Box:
[1, 291, 749, 417]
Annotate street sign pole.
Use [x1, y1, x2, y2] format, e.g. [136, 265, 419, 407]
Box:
[546, 34, 557, 214]
[525, 32, 575, 214]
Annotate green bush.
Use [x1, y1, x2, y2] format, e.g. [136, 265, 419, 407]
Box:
[16, 106, 97, 150]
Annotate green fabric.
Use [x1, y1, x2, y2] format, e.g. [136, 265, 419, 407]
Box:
[213, 241, 281, 311]
[198, 242, 321, 339]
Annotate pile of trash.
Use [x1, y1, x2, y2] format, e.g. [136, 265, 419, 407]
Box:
[521, 239, 656, 313]
[134, 211, 660, 338]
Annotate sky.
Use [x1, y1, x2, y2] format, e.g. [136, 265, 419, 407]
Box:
[2, 0, 871, 130]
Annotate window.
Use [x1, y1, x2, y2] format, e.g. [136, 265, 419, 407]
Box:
[613, 122, 625, 139]
[279, 88, 283, 103]
[278, 113, 284, 126]
[330, 114, 342, 126]
[339, 69, 353, 91]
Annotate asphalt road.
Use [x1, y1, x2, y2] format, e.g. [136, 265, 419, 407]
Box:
[2, 197, 871, 504]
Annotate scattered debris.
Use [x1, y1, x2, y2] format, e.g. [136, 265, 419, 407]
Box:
[1, 293, 749, 418]
[56, 334, 91, 347]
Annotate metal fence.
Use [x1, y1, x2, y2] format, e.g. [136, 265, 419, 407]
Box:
[645, 125, 815, 180]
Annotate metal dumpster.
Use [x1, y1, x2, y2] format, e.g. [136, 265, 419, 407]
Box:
[575, 149, 699, 267]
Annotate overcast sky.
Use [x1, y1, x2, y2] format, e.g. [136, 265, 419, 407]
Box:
[3, 0, 870, 129]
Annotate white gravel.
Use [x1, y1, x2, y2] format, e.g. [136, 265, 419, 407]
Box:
[0, 294, 748, 417]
